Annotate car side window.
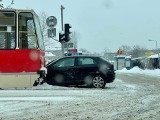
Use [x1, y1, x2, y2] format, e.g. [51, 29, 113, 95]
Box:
[78, 58, 97, 66]
[53, 58, 75, 68]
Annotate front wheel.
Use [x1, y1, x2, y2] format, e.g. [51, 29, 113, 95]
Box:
[84, 75, 106, 88]
[52, 73, 65, 85]
[92, 75, 106, 88]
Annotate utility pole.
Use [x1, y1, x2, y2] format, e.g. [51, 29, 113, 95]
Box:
[148, 39, 158, 52]
[61, 5, 65, 57]
[61, 5, 65, 31]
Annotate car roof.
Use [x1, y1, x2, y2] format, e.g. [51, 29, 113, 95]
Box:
[46, 55, 97, 66]
[46, 55, 112, 67]
[47, 55, 100, 65]
[62, 55, 100, 58]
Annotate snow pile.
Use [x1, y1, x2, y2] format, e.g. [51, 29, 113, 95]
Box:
[118, 66, 143, 73]
[0, 96, 78, 102]
[30, 83, 72, 90]
[116, 66, 160, 77]
[148, 53, 160, 58]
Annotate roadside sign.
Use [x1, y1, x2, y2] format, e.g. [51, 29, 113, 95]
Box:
[145, 52, 154, 56]
[46, 16, 57, 28]
[64, 42, 74, 49]
[68, 43, 73, 48]
[47, 28, 56, 38]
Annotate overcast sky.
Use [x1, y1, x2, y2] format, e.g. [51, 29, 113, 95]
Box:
[2, 0, 160, 53]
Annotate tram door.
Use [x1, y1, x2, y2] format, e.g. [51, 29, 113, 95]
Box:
[19, 13, 37, 49]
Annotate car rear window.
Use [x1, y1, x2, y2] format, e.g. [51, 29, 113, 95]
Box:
[77, 57, 97, 66]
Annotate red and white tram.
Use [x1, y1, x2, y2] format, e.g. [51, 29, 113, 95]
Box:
[0, 9, 46, 88]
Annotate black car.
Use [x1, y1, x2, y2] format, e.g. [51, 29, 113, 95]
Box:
[45, 56, 115, 88]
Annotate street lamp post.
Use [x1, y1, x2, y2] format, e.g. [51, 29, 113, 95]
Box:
[60, 5, 65, 56]
[61, 5, 65, 31]
[148, 39, 157, 50]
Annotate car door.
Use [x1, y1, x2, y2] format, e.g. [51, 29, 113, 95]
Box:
[51, 57, 76, 84]
[75, 57, 98, 83]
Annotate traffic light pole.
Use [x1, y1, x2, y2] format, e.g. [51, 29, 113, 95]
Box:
[61, 5, 65, 57]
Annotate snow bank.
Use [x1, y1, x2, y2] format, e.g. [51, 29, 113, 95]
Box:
[116, 66, 160, 77]
[0, 96, 78, 101]
[30, 83, 72, 90]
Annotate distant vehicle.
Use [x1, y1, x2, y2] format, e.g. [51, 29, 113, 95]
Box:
[64, 49, 82, 56]
[45, 56, 115, 88]
[0, 9, 46, 88]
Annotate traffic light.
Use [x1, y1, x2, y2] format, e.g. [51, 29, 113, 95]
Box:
[64, 23, 72, 42]
[59, 33, 65, 43]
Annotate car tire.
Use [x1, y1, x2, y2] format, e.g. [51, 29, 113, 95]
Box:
[92, 75, 106, 88]
[52, 73, 64, 85]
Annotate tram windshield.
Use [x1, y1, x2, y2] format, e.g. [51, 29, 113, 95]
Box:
[0, 12, 16, 49]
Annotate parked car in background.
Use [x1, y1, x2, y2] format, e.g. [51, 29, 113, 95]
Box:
[45, 56, 115, 88]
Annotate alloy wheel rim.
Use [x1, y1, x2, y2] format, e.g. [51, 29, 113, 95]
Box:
[93, 76, 104, 88]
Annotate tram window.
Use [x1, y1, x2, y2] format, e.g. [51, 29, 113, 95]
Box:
[18, 13, 38, 49]
[0, 12, 16, 49]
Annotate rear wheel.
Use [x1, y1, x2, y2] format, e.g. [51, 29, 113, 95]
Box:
[92, 75, 106, 88]
[84, 75, 106, 88]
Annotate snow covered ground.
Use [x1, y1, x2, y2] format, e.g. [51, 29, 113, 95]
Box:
[0, 67, 160, 120]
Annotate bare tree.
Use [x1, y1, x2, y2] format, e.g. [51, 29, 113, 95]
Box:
[38, 11, 48, 42]
[103, 47, 111, 53]
[102, 48, 116, 61]
[38, 11, 57, 50]
[130, 45, 147, 58]
[119, 45, 132, 55]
